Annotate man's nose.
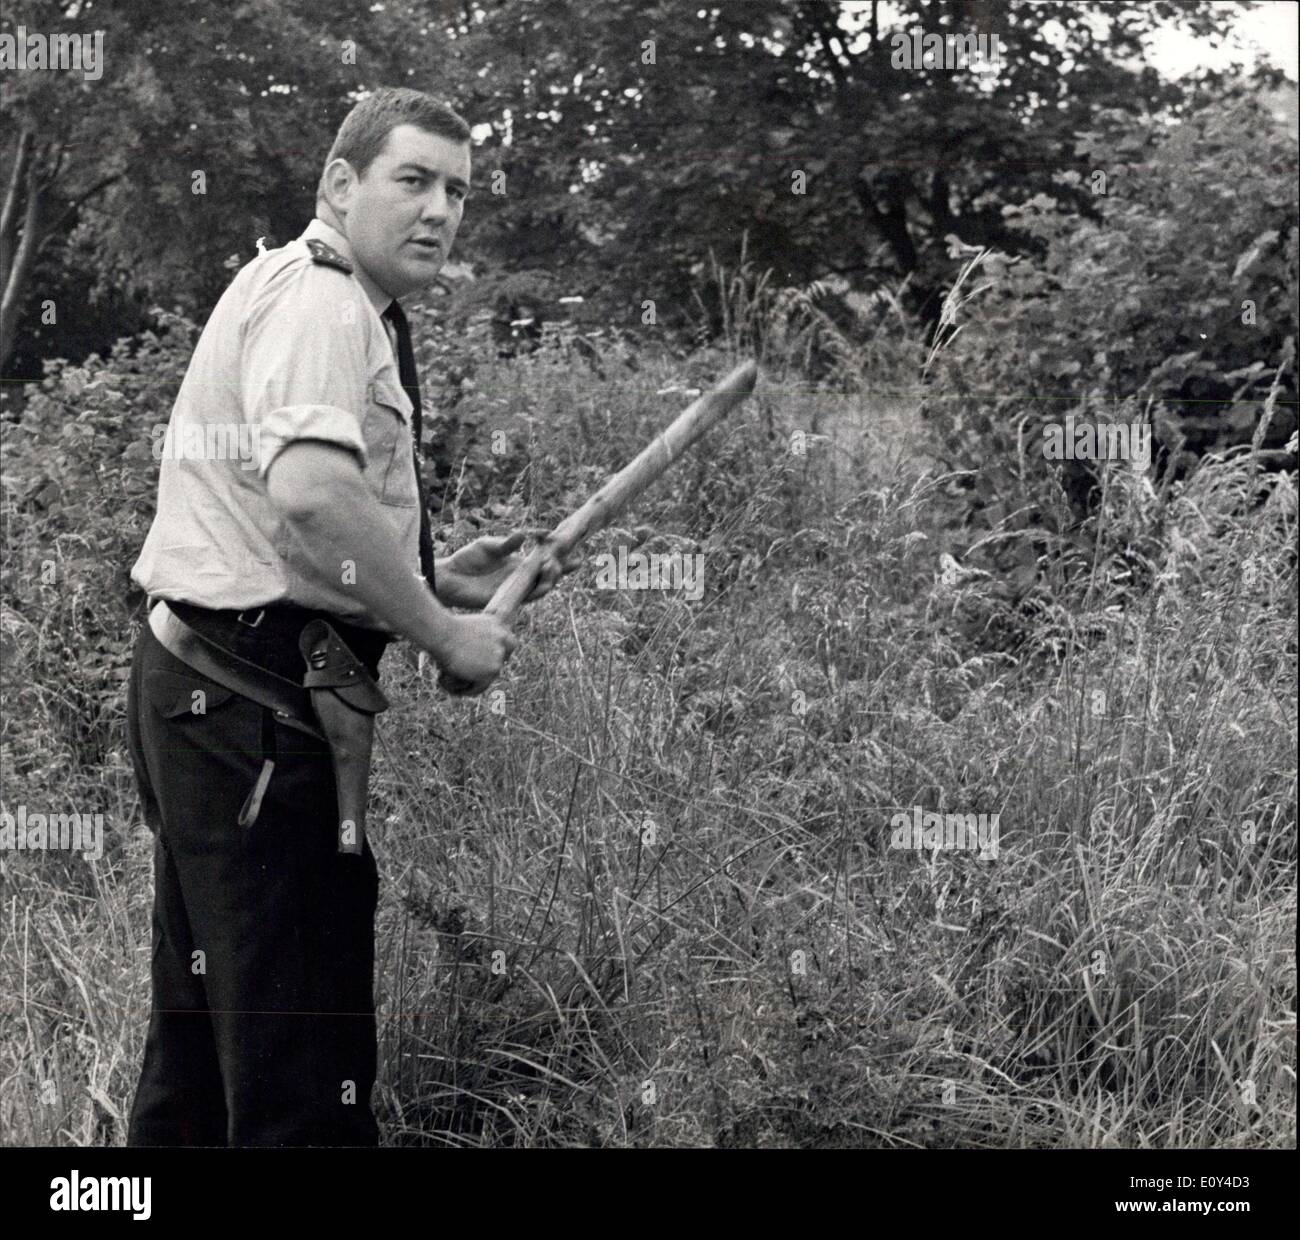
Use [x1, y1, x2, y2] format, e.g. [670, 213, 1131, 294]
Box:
[420, 188, 451, 225]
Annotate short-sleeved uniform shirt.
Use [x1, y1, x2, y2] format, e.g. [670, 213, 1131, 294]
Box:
[131, 218, 421, 630]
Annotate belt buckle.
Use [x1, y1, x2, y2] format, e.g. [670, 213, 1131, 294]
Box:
[237, 608, 266, 629]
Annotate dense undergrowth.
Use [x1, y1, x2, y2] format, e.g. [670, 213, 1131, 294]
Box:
[1, 93, 1295, 1147]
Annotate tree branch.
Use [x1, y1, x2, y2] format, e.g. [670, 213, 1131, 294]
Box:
[929, 168, 953, 231]
[853, 177, 917, 274]
[1, 156, 48, 371]
[43, 140, 68, 190]
[0, 128, 35, 276]
[46, 172, 122, 240]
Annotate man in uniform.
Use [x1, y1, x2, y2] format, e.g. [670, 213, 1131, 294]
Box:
[125, 87, 575, 1146]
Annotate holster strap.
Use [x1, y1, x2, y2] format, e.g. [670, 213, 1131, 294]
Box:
[299, 620, 390, 712]
[298, 620, 389, 856]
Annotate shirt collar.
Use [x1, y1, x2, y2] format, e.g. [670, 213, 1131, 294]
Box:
[300, 218, 394, 318]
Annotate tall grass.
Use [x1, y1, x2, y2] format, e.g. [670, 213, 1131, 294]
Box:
[0, 282, 1294, 1147]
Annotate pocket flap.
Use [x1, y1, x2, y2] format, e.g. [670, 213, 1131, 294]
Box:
[146, 669, 235, 718]
[370, 373, 412, 421]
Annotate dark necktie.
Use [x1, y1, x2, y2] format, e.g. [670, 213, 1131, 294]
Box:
[382, 299, 438, 592]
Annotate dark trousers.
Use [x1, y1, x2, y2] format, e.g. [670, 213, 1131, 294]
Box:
[125, 621, 380, 1146]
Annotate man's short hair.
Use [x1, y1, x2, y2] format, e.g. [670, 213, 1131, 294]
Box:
[317, 87, 471, 200]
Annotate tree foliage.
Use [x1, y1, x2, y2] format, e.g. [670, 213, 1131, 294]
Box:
[443, 0, 1253, 331]
[1, 0, 426, 371]
[0, 0, 1277, 374]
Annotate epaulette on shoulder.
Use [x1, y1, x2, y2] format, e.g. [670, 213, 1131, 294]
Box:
[305, 238, 353, 274]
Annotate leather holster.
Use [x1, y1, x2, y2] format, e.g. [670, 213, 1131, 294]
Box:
[299, 619, 390, 855]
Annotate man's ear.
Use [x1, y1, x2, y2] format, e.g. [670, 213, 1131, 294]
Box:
[319, 158, 358, 219]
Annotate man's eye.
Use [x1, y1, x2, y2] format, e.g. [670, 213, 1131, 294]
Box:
[401, 176, 425, 186]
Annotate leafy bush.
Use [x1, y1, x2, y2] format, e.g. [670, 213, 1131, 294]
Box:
[904, 94, 1297, 649]
[1, 310, 194, 786]
[929, 93, 1297, 475]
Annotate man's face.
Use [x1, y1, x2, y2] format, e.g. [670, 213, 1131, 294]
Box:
[332, 123, 470, 299]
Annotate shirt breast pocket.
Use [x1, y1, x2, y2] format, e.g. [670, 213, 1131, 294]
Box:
[364, 377, 419, 509]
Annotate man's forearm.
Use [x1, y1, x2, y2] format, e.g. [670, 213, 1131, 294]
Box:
[266, 441, 458, 656]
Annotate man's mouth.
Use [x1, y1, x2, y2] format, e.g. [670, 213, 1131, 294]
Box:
[410, 238, 442, 253]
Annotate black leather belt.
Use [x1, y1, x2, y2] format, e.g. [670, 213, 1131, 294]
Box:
[166, 599, 390, 682]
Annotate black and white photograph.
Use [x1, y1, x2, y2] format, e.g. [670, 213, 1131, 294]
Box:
[1, 0, 1296, 1209]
